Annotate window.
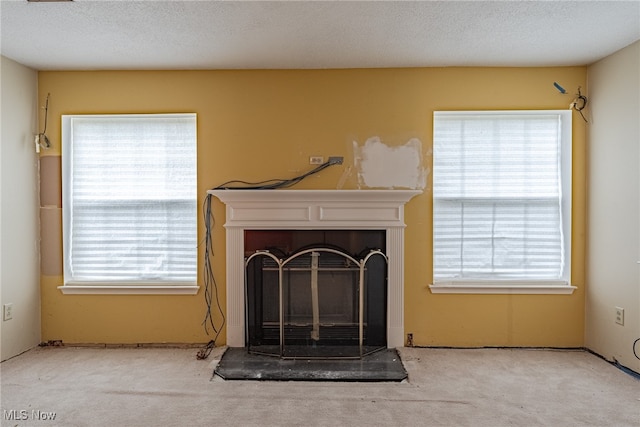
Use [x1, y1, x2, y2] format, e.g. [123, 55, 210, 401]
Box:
[60, 114, 198, 294]
[431, 110, 575, 294]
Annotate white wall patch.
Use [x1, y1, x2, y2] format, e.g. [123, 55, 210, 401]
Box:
[353, 137, 427, 189]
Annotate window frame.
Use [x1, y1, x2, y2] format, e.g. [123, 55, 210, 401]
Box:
[430, 110, 576, 295]
[58, 113, 199, 295]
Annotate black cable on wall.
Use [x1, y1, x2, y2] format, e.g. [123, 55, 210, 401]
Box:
[196, 159, 342, 359]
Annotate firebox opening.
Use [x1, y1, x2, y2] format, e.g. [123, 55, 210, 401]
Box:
[245, 230, 387, 359]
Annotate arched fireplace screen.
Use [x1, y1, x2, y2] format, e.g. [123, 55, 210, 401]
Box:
[245, 246, 388, 359]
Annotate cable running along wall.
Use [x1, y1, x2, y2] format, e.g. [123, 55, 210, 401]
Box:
[197, 159, 343, 359]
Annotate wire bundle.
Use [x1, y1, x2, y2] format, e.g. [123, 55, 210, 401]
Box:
[197, 193, 225, 360]
[214, 160, 337, 190]
[197, 159, 341, 359]
[571, 87, 588, 123]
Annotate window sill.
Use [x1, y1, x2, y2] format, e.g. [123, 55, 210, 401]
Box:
[429, 282, 577, 295]
[58, 285, 199, 295]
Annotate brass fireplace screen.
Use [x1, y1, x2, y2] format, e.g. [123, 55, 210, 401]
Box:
[245, 246, 388, 360]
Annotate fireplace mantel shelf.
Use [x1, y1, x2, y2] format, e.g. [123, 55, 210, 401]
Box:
[208, 188, 422, 348]
[208, 189, 421, 229]
[208, 189, 422, 201]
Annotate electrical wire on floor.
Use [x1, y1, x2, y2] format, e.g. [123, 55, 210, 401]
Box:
[197, 159, 342, 359]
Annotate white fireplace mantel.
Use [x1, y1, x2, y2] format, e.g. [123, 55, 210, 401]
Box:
[208, 189, 421, 348]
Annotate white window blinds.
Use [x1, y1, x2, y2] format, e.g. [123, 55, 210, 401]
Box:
[433, 111, 571, 284]
[62, 114, 197, 285]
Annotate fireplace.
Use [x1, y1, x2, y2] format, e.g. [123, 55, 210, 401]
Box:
[245, 230, 387, 358]
[208, 189, 421, 350]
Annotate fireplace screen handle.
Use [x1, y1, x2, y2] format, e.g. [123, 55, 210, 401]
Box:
[310, 252, 320, 341]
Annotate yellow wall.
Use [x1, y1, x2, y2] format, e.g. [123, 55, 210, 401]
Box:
[38, 67, 586, 346]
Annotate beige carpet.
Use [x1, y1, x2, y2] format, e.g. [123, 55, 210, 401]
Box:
[1, 346, 638, 426]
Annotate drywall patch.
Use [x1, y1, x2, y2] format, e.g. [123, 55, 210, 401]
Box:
[353, 137, 427, 189]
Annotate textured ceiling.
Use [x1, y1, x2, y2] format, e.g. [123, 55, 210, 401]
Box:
[1, 0, 639, 70]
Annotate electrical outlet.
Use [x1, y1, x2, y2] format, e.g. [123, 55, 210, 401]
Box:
[328, 156, 344, 165]
[309, 156, 324, 165]
[3, 303, 13, 321]
[615, 307, 624, 325]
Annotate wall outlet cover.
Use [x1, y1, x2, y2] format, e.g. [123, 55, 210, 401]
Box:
[3, 303, 13, 321]
[615, 306, 624, 325]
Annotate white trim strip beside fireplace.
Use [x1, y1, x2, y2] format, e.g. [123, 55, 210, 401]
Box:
[208, 189, 421, 348]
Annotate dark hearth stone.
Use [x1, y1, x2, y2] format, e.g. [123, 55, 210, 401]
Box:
[213, 347, 408, 382]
